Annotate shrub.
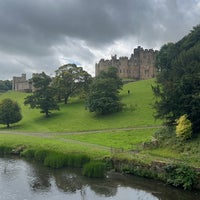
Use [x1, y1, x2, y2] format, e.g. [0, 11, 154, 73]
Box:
[82, 161, 105, 178]
[0, 146, 12, 155]
[176, 114, 192, 141]
[65, 153, 90, 168]
[20, 149, 36, 159]
[165, 164, 198, 190]
[34, 150, 48, 162]
[44, 152, 67, 169]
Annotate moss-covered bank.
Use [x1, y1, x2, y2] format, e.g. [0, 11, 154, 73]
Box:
[111, 157, 200, 190]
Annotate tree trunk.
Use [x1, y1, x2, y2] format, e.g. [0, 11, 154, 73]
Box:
[45, 111, 49, 118]
[64, 96, 69, 104]
[6, 123, 10, 128]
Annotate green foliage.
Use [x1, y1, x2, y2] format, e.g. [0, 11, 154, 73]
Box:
[0, 146, 12, 155]
[44, 152, 67, 168]
[54, 64, 92, 104]
[87, 67, 123, 115]
[0, 80, 12, 92]
[82, 161, 105, 178]
[24, 72, 59, 117]
[153, 25, 200, 134]
[165, 164, 198, 190]
[20, 147, 91, 169]
[0, 98, 22, 128]
[176, 114, 192, 141]
[20, 149, 36, 159]
[34, 149, 48, 162]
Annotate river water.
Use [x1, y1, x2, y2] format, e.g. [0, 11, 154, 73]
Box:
[0, 157, 199, 200]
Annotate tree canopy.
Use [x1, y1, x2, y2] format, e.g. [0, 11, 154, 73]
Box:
[153, 24, 200, 134]
[53, 64, 92, 104]
[86, 67, 123, 115]
[24, 72, 59, 117]
[0, 98, 22, 128]
[0, 80, 12, 92]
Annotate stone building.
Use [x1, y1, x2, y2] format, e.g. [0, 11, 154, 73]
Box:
[95, 46, 158, 80]
[12, 74, 33, 92]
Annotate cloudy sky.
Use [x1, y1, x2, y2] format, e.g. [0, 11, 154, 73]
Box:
[0, 0, 199, 80]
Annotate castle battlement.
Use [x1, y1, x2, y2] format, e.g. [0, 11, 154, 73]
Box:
[95, 46, 158, 80]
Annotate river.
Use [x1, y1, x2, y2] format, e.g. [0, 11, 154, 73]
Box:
[0, 157, 199, 200]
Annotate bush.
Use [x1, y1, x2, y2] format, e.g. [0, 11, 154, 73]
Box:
[44, 152, 90, 169]
[176, 114, 192, 141]
[44, 152, 67, 169]
[0, 146, 12, 155]
[64, 153, 90, 168]
[165, 164, 198, 190]
[20, 149, 36, 159]
[34, 150, 48, 162]
[82, 161, 105, 178]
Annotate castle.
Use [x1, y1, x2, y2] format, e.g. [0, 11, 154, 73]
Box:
[95, 46, 158, 80]
[12, 74, 33, 92]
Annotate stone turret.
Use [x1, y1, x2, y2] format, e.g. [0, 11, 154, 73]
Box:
[95, 46, 158, 80]
[12, 74, 33, 92]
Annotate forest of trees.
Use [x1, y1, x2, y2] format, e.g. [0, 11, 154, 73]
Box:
[153, 24, 200, 135]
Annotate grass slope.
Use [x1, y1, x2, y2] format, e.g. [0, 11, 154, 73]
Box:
[1, 79, 199, 167]
[0, 79, 161, 132]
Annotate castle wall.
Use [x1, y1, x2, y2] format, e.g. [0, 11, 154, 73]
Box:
[95, 46, 157, 80]
[12, 74, 33, 92]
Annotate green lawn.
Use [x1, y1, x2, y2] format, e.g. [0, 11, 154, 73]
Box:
[55, 128, 158, 150]
[0, 79, 161, 132]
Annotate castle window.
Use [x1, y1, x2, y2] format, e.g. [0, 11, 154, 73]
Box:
[145, 69, 149, 75]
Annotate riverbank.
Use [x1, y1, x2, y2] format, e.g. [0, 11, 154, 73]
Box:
[1, 157, 200, 200]
[0, 133, 200, 190]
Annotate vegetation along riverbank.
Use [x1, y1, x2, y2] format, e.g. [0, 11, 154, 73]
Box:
[0, 78, 200, 190]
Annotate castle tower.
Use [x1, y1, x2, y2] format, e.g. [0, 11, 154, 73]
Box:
[95, 46, 158, 80]
[12, 74, 33, 92]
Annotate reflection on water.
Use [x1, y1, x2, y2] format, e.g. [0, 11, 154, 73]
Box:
[0, 157, 199, 200]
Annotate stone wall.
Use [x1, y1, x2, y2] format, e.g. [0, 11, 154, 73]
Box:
[95, 46, 158, 80]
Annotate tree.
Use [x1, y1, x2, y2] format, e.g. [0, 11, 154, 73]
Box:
[176, 114, 192, 141]
[54, 64, 92, 104]
[0, 98, 22, 128]
[153, 25, 200, 134]
[0, 80, 12, 92]
[24, 72, 59, 117]
[86, 67, 123, 115]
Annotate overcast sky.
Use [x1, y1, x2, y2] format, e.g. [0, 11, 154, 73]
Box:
[0, 0, 199, 80]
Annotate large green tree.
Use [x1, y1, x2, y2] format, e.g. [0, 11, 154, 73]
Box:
[87, 67, 123, 115]
[0, 98, 22, 128]
[153, 25, 200, 134]
[53, 64, 92, 104]
[24, 72, 59, 117]
[0, 80, 12, 92]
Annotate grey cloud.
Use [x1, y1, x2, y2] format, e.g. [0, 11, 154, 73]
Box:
[0, 0, 199, 79]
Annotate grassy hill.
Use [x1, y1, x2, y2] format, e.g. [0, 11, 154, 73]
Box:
[0, 79, 161, 132]
[0, 79, 199, 168]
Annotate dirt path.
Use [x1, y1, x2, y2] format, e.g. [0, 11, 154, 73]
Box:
[0, 125, 162, 136]
[0, 126, 162, 151]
